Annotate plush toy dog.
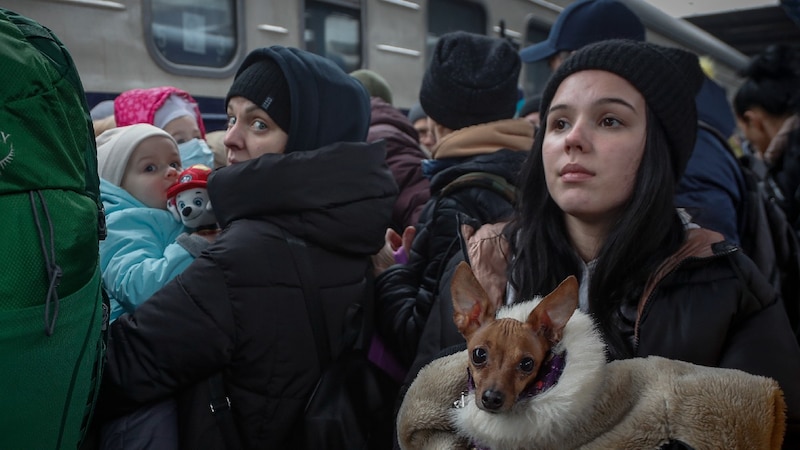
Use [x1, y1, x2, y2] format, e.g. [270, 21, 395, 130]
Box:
[167, 164, 218, 233]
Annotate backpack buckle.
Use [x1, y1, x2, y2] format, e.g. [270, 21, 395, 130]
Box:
[209, 395, 231, 414]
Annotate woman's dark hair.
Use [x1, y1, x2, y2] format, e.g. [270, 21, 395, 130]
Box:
[733, 44, 800, 118]
[508, 107, 685, 360]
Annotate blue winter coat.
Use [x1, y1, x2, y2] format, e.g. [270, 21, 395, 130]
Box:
[99, 179, 193, 321]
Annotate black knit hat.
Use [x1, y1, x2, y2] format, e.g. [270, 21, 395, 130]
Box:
[540, 39, 705, 181]
[420, 31, 521, 131]
[226, 57, 291, 132]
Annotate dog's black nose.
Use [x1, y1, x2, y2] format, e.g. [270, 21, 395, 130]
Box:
[481, 390, 504, 411]
[182, 207, 192, 217]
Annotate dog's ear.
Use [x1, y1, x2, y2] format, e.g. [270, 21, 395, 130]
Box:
[451, 261, 496, 340]
[527, 275, 579, 344]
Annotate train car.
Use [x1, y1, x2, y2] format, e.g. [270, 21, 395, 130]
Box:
[5, 0, 749, 132]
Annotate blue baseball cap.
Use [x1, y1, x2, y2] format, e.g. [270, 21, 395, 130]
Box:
[520, 0, 645, 63]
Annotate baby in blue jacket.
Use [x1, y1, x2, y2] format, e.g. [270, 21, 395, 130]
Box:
[97, 123, 211, 322]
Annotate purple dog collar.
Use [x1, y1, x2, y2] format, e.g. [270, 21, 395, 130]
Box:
[460, 350, 568, 403]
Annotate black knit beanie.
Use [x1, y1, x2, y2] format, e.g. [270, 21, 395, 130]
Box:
[226, 57, 291, 132]
[420, 31, 521, 131]
[540, 39, 705, 182]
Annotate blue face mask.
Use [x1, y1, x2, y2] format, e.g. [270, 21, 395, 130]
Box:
[178, 138, 215, 168]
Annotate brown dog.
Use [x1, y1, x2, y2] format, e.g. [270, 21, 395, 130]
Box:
[451, 261, 578, 413]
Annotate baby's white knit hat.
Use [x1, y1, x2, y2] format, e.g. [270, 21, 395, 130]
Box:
[96, 123, 176, 186]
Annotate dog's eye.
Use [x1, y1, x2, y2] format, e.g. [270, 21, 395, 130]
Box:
[519, 357, 535, 373]
[472, 348, 487, 365]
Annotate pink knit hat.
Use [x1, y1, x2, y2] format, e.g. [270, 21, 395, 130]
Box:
[114, 86, 206, 138]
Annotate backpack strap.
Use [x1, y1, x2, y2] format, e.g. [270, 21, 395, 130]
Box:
[439, 172, 518, 204]
[697, 120, 734, 156]
[208, 373, 243, 450]
[427, 172, 518, 300]
[282, 229, 332, 368]
[208, 226, 332, 450]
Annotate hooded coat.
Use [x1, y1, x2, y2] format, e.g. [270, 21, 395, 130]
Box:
[99, 47, 398, 449]
[366, 96, 431, 230]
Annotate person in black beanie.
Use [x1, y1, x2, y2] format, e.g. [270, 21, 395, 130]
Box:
[506, 38, 800, 441]
[521, 0, 747, 251]
[392, 38, 800, 449]
[98, 45, 399, 449]
[373, 30, 535, 408]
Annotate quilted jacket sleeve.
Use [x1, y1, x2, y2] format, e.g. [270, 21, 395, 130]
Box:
[376, 188, 513, 366]
[99, 252, 234, 413]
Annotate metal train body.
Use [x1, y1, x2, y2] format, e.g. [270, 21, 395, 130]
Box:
[6, 0, 749, 131]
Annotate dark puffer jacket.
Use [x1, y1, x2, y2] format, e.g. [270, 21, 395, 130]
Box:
[98, 45, 398, 450]
[100, 142, 397, 449]
[376, 141, 528, 366]
[433, 227, 800, 446]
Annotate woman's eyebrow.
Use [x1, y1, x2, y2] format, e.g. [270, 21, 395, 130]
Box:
[549, 97, 637, 114]
[596, 97, 637, 112]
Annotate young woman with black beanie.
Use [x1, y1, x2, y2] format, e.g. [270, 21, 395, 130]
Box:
[397, 39, 800, 448]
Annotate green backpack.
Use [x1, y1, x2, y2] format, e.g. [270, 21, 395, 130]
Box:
[0, 8, 106, 449]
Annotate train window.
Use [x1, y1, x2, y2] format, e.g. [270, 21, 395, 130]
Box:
[305, 1, 362, 73]
[143, 0, 242, 77]
[521, 18, 551, 97]
[426, 0, 487, 65]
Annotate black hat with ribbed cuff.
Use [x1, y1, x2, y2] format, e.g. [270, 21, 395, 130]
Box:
[226, 56, 291, 133]
[540, 39, 705, 181]
[420, 31, 521, 131]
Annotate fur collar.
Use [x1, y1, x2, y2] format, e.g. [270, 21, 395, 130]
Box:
[451, 300, 607, 449]
[397, 298, 786, 450]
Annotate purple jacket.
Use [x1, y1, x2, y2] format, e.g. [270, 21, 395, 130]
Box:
[367, 97, 430, 230]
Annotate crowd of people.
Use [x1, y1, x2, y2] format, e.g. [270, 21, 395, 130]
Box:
[7, 0, 800, 448]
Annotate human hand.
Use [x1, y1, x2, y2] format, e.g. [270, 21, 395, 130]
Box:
[371, 227, 416, 276]
[372, 228, 401, 276]
[394, 226, 416, 264]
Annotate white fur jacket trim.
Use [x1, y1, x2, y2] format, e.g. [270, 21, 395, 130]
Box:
[397, 300, 786, 450]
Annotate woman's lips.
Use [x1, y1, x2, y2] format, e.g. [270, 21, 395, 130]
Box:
[560, 163, 594, 182]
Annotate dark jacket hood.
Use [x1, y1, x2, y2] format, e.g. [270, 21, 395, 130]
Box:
[696, 76, 737, 138]
[208, 141, 398, 255]
[234, 47, 371, 153]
